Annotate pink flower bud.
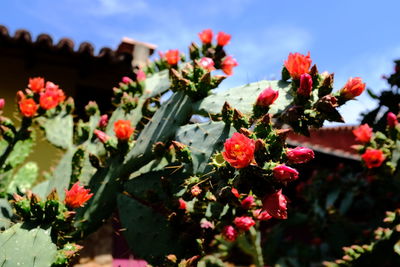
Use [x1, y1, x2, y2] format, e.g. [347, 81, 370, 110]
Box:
[94, 130, 110, 143]
[136, 69, 146, 82]
[241, 195, 255, 209]
[178, 198, 187, 210]
[297, 73, 313, 96]
[222, 225, 238, 241]
[122, 76, 132, 84]
[0, 98, 4, 110]
[387, 112, 398, 128]
[233, 216, 255, 231]
[256, 87, 279, 107]
[273, 165, 299, 182]
[262, 190, 288, 219]
[286, 147, 314, 164]
[98, 114, 109, 128]
[252, 209, 272, 221]
[199, 57, 215, 72]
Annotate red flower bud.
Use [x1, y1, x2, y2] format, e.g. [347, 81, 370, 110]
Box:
[98, 114, 109, 128]
[191, 185, 202, 197]
[256, 87, 279, 107]
[64, 182, 93, 209]
[340, 77, 366, 99]
[353, 124, 372, 143]
[241, 195, 255, 209]
[222, 133, 255, 168]
[221, 56, 238, 76]
[273, 165, 299, 182]
[199, 57, 215, 72]
[165, 49, 180, 66]
[286, 147, 314, 164]
[233, 216, 255, 231]
[253, 209, 272, 221]
[94, 129, 110, 143]
[361, 149, 385, 169]
[216, 31, 231, 46]
[262, 190, 288, 219]
[178, 198, 187, 210]
[136, 69, 146, 82]
[122, 76, 132, 84]
[231, 187, 240, 198]
[284, 52, 312, 80]
[114, 120, 134, 140]
[19, 98, 38, 117]
[0, 98, 4, 110]
[297, 73, 313, 96]
[223, 225, 238, 241]
[198, 29, 213, 44]
[28, 77, 45, 93]
[387, 112, 398, 128]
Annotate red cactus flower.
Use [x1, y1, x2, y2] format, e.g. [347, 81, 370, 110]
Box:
[198, 29, 213, 44]
[253, 209, 272, 221]
[273, 165, 299, 182]
[256, 87, 279, 107]
[340, 77, 366, 99]
[39, 88, 65, 110]
[199, 57, 215, 72]
[28, 77, 45, 93]
[286, 147, 315, 164]
[64, 182, 93, 209]
[19, 98, 38, 117]
[353, 124, 372, 143]
[387, 112, 398, 128]
[165, 49, 180, 66]
[0, 98, 4, 110]
[263, 190, 288, 219]
[216, 31, 231, 46]
[233, 216, 255, 231]
[297, 73, 313, 96]
[114, 120, 134, 140]
[221, 56, 238, 76]
[361, 149, 385, 169]
[222, 133, 255, 169]
[223, 225, 238, 241]
[241, 195, 255, 209]
[284, 52, 312, 80]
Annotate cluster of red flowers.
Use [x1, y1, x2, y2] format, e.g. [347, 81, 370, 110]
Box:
[198, 29, 231, 46]
[18, 77, 66, 117]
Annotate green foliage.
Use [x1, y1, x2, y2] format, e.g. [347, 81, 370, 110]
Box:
[0, 198, 12, 230]
[0, 223, 57, 267]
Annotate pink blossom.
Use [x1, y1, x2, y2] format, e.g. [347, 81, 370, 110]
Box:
[222, 225, 238, 241]
[233, 216, 255, 231]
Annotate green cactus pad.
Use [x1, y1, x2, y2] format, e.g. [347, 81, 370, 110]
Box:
[143, 69, 170, 98]
[7, 161, 38, 194]
[122, 91, 193, 176]
[41, 111, 73, 149]
[193, 80, 292, 116]
[0, 198, 12, 230]
[0, 223, 57, 267]
[4, 136, 35, 169]
[117, 193, 185, 266]
[175, 121, 235, 174]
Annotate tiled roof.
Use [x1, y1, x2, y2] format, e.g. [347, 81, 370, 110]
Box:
[287, 125, 360, 160]
[0, 24, 155, 64]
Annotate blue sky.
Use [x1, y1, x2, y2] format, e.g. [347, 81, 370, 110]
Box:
[1, 0, 400, 124]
